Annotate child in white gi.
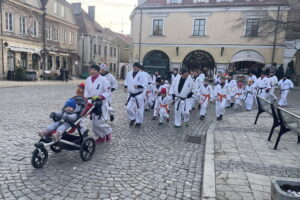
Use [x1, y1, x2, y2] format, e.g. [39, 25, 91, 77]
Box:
[234, 82, 244, 110]
[268, 72, 278, 102]
[145, 82, 155, 111]
[39, 98, 82, 141]
[198, 78, 213, 120]
[214, 76, 230, 121]
[154, 88, 172, 125]
[244, 80, 256, 111]
[278, 76, 294, 107]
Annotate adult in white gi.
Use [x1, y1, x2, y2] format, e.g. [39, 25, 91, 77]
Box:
[214, 76, 230, 121]
[248, 71, 257, 84]
[190, 68, 203, 110]
[171, 69, 180, 83]
[268, 72, 278, 102]
[153, 88, 172, 125]
[124, 62, 148, 127]
[225, 75, 237, 108]
[278, 76, 294, 107]
[255, 72, 271, 100]
[169, 68, 196, 127]
[197, 78, 213, 120]
[84, 65, 112, 143]
[100, 64, 118, 121]
[244, 80, 256, 111]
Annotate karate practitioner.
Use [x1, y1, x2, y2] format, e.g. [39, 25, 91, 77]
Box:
[145, 82, 155, 111]
[190, 68, 203, 110]
[153, 88, 172, 125]
[170, 68, 196, 127]
[100, 64, 118, 121]
[84, 64, 112, 143]
[268, 72, 278, 102]
[214, 71, 222, 85]
[278, 76, 294, 107]
[214, 76, 230, 121]
[234, 82, 244, 110]
[244, 80, 256, 111]
[225, 74, 237, 108]
[248, 71, 257, 84]
[197, 78, 213, 120]
[255, 72, 271, 100]
[124, 62, 148, 127]
[171, 69, 180, 83]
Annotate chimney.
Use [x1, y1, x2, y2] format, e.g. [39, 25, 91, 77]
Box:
[71, 3, 82, 15]
[88, 6, 95, 21]
[138, 0, 146, 6]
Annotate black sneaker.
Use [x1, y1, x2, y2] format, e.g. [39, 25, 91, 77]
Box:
[220, 115, 223, 120]
[152, 116, 157, 121]
[166, 118, 169, 123]
[217, 116, 221, 121]
[159, 122, 163, 125]
[200, 116, 205, 120]
[135, 123, 141, 127]
[130, 120, 135, 126]
[110, 115, 114, 122]
[198, 104, 201, 110]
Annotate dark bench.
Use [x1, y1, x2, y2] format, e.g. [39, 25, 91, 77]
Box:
[254, 96, 280, 142]
[274, 107, 300, 150]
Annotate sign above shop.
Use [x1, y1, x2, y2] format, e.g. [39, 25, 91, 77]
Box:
[8, 45, 41, 54]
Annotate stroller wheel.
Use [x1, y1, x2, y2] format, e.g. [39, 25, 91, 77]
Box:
[80, 137, 96, 161]
[50, 143, 62, 153]
[31, 148, 48, 169]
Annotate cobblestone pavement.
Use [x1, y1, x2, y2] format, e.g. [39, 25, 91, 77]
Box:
[214, 110, 300, 200]
[0, 83, 214, 200]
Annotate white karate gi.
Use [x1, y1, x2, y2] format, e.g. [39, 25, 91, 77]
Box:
[197, 84, 213, 116]
[278, 79, 294, 106]
[102, 73, 118, 117]
[269, 75, 278, 101]
[226, 79, 237, 107]
[248, 75, 257, 83]
[214, 75, 221, 85]
[171, 74, 180, 83]
[84, 75, 112, 138]
[153, 95, 172, 123]
[170, 76, 196, 126]
[145, 83, 155, 110]
[124, 70, 148, 124]
[255, 77, 271, 100]
[244, 84, 256, 111]
[234, 87, 244, 109]
[214, 84, 230, 118]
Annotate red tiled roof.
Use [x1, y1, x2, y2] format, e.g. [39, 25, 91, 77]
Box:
[140, 0, 289, 8]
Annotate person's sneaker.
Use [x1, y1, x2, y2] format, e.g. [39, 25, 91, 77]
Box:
[174, 125, 181, 128]
[152, 116, 157, 120]
[185, 122, 189, 126]
[200, 116, 205, 120]
[230, 103, 234, 107]
[106, 133, 112, 142]
[159, 122, 163, 125]
[217, 116, 221, 121]
[129, 120, 135, 126]
[51, 132, 61, 142]
[96, 137, 106, 143]
[166, 118, 169, 123]
[135, 123, 141, 127]
[198, 104, 201, 110]
[110, 115, 114, 122]
[220, 115, 223, 120]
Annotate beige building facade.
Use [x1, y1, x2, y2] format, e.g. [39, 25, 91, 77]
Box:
[130, 0, 289, 79]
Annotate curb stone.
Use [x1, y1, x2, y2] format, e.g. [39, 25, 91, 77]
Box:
[201, 122, 217, 200]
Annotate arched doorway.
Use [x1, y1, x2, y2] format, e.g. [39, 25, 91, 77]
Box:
[294, 50, 300, 84]
[143, 50, 170, 79]
[229, 50, 265, 77]
[182, 50, 215, 80]
[120, 65, 126, 79]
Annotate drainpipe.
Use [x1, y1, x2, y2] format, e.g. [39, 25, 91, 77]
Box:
[271, 6, 280, 65]
[138, 7, 143, 63]
[0, 0, 4, 79]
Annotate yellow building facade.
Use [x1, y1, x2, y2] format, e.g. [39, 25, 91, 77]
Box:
[130, 0, 289, 79]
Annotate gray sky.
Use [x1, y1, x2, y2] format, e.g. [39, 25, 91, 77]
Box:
[67, 0, 137, 34]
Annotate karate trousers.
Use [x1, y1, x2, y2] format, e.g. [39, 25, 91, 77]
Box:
[278, 90, 289, 106]
[159, 108, 169, 123]
[174, 99, 190, 126]
[199, 96, 209, 116]
[245, 93, 254, 111]
[92, 113, 112, 138]
[127, 97, 145, 124]
[216, 99, 227, 117]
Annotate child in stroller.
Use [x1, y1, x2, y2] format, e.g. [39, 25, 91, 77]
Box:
[39, 97, 86, 141]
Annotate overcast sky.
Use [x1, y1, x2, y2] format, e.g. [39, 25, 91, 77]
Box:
[67, 0, 137, 34]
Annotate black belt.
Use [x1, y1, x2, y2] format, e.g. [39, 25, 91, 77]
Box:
[257, 87, 266, 95]
[126, 91, 143, 109]
[176, 97, 187, 111]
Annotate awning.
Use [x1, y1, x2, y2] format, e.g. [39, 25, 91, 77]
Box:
[230, 50, 265, 64]
[9, 45, 41, 54]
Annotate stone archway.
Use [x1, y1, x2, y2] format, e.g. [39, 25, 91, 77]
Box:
[182, 50, 216, 79]
[143, 50, 170, 79]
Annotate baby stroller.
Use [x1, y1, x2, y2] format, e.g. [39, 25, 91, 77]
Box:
[31, 97, 97, 169]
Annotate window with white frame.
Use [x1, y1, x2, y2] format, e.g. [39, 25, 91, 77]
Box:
[245, 18, 259, 37]
[61, 6, 65, 17]
[54, 28, 59, 41]
[63, 29, 67, 43]
[193, 19, 206, 36]
[170, 0, 179, 3]
[193, 0, 208, 3]
[32, 21, 38, 37]
[47, 26, 52, 40]
[69, 31, 73, 44]
[19, 16, 26, 35]
[153, 19, 164, 36]
[54, 1, 58, 14]
[5, 12, 13, 31]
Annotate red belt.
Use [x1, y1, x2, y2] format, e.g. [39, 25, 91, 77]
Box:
[217, 93, 226, 102]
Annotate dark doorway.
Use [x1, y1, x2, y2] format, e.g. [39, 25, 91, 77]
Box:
[20, 52, 28, 68]
[120, 65, 126, 79]
[183, 50, 215, 80]
[32, 54, 39, 70]
[143, 50, 170, 80]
